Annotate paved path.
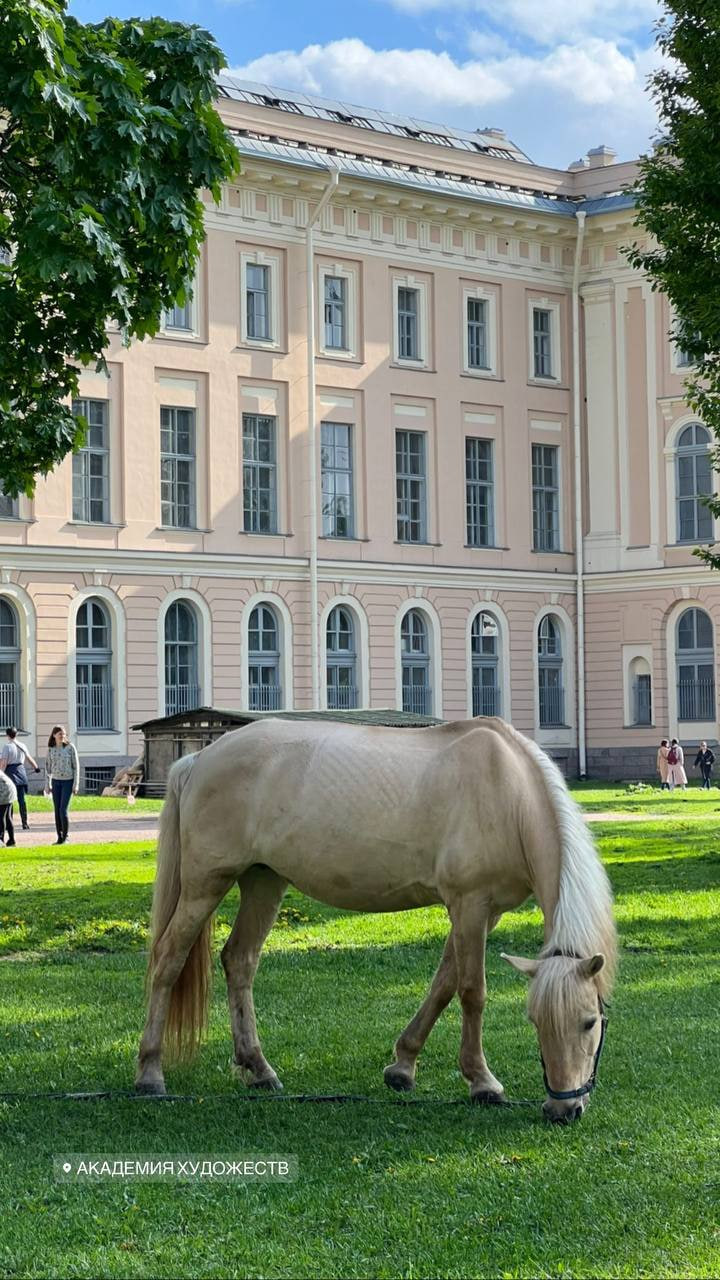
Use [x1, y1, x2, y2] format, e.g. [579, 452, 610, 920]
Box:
[9, 809, 159, 847]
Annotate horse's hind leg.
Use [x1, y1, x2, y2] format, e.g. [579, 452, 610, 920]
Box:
[221, 865, 287, 1090]
[384, 928, 457, 1093]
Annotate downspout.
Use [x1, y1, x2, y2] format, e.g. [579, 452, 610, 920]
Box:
[572, 210, 587, 777]
[306, 168, 339, 710]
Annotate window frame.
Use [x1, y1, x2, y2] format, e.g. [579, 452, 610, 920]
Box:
[72, 397, 111, 525]
[465, 437, 494, 548]
[392, 275, 429, 368]
[674, 423, 713, 545]
[528, 297, 561, 383]
[531, 442, 561, 552]
[242, 412, 278, 535]
[240, 250, 281, 349]
[321, 421, 354, 539]
[163, 599, 200, 716]
[326, 605, 358, 709]
[396, 429, 427, 544]
[75, 598, 114, 732]
[247, 603, 283, 710]
[462, 286, 497, 377]
[318, 262, 358, 359]
[160, 405, 197, 530]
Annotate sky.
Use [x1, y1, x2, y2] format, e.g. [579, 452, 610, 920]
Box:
[68, 0, 665, 168]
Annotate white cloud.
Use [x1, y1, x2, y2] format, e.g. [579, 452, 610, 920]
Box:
[228, 35, 661, 164]
[386, 0, 660, 46]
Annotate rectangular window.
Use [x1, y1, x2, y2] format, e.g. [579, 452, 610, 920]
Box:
[324, 276, 347, 350]
[246, 263, 271, 341]
[532, 444, 560, 551]
[397, 287, 420, 361]
[467, 297, 489, 370]
[466, 438, 494, 547]
[160, 406, 196, 529]
[321, 423, 354, 537]
[396, 430, 426, 543]
[163, 299, 193, 332]
[72, 398, 110, 524]
[0, 489, 18, 519]
[533, 307, 554, 378]
[243, 413, 277, 534]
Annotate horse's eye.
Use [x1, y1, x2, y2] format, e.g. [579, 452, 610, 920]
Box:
[582, 1018, 597, 1033]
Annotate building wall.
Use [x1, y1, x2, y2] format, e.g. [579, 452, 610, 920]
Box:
[1, 91, 717, 785]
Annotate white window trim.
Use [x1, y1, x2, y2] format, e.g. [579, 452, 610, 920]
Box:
[240, 592, 294, 712]
[395, 598, 443, 718]
[318, 262, 358, 360]
[0, 585, 37, 754]
[320, 596, 370, 710]
[671, 341, 695, 376]
[157, 590, 212, 721]
[533, 605, 575, 747]
[528, 297, 561, 384]
[160, 272, 200, 339]
[67, 586, 127, 755]
[665, 599, 717, 740]
[531, 440, 564, 554]
[240, 249, 281, 349]
[392, 274, 429, 368]
[663, 414, 718, 547]
[622, 645, 653, 728]
[462, 285, 497, 377]
[465, 603, 510, 720]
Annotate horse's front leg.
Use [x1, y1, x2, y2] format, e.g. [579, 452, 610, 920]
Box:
[447, 892, 504, 1104]
[221, 865, 287, 1090]
[384, 927, 456, 1092]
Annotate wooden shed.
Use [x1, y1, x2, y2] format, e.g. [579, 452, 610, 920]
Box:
[132, 706, 442, 796]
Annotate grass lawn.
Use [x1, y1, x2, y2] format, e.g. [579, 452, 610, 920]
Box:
[0, 788, 718, 1278]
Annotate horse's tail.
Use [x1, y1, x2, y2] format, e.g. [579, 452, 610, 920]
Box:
[146, 752, 212, 1061]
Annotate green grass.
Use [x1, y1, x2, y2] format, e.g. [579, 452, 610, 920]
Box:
[24, 795, 163, 814]
[0, 790, 718, 1278]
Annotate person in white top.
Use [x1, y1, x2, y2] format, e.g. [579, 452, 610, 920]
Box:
[666, 738, 688, 790]
[0, 726, 40, 831]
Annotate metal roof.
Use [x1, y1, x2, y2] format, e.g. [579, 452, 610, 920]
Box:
[217, 73, 531, 163]
[231, 133, 589, 218]
[134, 706, 442, 731]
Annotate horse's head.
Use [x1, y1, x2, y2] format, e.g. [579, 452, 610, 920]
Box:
[502, 951, 607, 1123]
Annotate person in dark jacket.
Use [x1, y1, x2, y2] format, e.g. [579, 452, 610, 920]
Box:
[694, 741, 715, 789]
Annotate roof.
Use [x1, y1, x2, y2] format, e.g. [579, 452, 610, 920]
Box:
[217, 73, 530, 163]
[231, 133, 584, 217]
[133, 706, 443, 732]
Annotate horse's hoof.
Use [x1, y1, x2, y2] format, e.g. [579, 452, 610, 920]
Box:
[249, 1074, 283, 1092]
[134, 1079, 166, 1097]
[470, 1088, 505, 1106]
[383, 1065, 416, 1093]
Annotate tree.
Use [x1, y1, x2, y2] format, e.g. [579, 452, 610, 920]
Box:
[0, 0, 237, 497]
[629, 0, 720, 568]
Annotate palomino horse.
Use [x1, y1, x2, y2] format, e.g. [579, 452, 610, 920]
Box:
[136, 717, 616, 1121]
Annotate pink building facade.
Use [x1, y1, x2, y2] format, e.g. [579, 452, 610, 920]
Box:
[1, 77, 715, 787]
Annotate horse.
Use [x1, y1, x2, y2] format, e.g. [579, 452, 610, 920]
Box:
[136, 716, 617, 1122]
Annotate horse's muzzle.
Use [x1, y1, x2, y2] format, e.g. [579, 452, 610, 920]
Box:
[543, 1097, 586, 1124]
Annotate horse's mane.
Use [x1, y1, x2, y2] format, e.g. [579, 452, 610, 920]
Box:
[490, 720, 617, 1001]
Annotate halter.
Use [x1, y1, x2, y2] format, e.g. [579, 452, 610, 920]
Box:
[540, 949, 609, 1103]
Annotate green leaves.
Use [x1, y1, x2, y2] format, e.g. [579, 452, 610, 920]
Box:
[0, 0, 238, 497]
[629, 2, 720, 568]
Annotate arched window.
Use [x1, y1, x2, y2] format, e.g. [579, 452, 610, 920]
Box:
[0, 599, 21, 726]
[471, 612, 501, 717]
[76, 599, 113, 729]
[677, 607, 715, 720]
[326, 607, 357, 709]
[538, 615, 565, 727]
[676, 424, 713, 543]
[248, 605, 282, 710]
[401, 609, 432, 715]
[629, 656, 652, 726]
[164, 601, 200, 715]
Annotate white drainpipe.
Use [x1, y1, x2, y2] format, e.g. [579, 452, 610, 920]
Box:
[306, 168, 339, 710]
[572, 210, 587, 776]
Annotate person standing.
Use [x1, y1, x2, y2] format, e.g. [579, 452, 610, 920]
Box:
[694, 741, 715, 789]
[656, 739, 670, 790]
[666, 738, 688, 791]
[44, 725, 79, 844]
[0, 768, 17, 846]
[0, 727, 40, 831]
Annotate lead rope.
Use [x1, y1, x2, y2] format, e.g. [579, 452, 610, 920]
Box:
[0, 1088, 541, 1107]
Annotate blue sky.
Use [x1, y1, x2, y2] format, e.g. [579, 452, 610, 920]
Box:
[68, 0, 663, 167]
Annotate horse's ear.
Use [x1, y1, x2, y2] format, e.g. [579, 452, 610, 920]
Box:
[578, 954, 605, 978]
[501, 953, 539, 978]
